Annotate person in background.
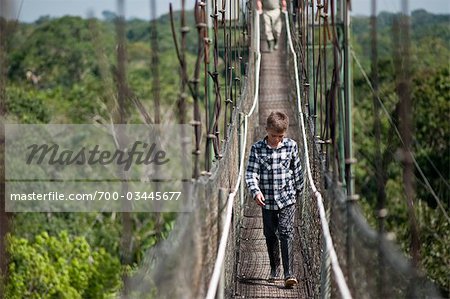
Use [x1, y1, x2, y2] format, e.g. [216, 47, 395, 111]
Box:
[245, 111, 304, 288]
[257, 0, 287, 52]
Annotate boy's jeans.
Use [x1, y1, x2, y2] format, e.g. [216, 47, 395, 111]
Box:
[262, 203, 296, 278]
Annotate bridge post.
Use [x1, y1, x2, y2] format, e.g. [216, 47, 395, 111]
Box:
[335, 0, 356, 292]
[204, 0, 215, 173]
[306, 0, 314, 120]
[395, 0, 421, 269]
[369, 1, 388, 298]
[342, 0, 354, 199]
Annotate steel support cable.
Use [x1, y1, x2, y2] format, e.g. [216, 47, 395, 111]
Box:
[352, 50, 450, 224]
[205, 10, 261, 299]
[284, 11, 353, 299]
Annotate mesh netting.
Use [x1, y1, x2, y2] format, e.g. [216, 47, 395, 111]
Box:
[124, 68, 254, 299]
[122, 2, 441, 298]
[123, 4, 257, 298]
[285, 3, 442, 299]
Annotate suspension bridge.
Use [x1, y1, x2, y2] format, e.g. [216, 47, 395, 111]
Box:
[0, 0, 446, 298]
[114, 0, 445, 298]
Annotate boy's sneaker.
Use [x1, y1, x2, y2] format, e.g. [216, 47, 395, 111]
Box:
[268, 266, 280, 282]
[284, 277, 298, 288]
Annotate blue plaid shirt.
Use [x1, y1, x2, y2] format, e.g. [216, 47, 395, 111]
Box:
[245, 137, 304, 210]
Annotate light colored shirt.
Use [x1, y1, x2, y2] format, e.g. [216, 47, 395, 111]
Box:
[261, 0, 281, 10]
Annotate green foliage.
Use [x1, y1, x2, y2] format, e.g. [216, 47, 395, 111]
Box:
[9, 211, 177, 295]
[11, 213, 121, 257]
[413, 67, 450, 209]
[5, 12, 203, 124]
[126, 19, 152, 43]
[6, 80, 103, 123]
[6, 6, 447, 297]
[5, 16, 115, 123]
[6, 84, 50, 123]
[9, 17, 94, 86]
[8, 16, 100, 87]
[352, 10, 450, 294]
[3, 9, 201, 298]
[418, 204, 450, 291]
[6, 231, 121, 298]
[126, 12, 198, 54]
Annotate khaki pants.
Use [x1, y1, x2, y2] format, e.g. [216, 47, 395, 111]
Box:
[262, 8, 282, 42]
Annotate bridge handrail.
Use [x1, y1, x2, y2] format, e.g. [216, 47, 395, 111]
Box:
[283, 11, 353, 299]
[205, 9, 262, 299]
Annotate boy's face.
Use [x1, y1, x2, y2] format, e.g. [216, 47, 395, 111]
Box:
[266, 128, 286, 148]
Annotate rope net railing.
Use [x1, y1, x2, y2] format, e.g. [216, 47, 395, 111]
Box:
[124, 1, 259, 298]
[286, 1, 442, 298]
[139, 0, 442, 297]
[284, 8, 351, 299]
[1, 0, 445, 298]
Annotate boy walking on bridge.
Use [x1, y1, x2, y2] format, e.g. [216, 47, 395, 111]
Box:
[245, 111, 304, 288]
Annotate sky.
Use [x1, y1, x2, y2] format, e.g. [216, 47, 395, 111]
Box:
[1, 0, 449, 22]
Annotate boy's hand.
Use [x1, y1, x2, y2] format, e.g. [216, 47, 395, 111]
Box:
[254, 193, 265, 207]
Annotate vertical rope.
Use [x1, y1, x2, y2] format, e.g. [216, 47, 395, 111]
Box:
[210, 0, 222, 159]
[227, 4, 234, 125]
[317, 0, 323, 142]
[394, 0, 421, 267]
[233, 0, 239, 105]
[115, 1, 132, 296]
[204, 1, 211, 172]
[179, 0, 188, 125]
[150, 0, 160, 125]
[329, 0, 343, 181]
[149, 0, 164, 253]
[236, 0, 242, 94]
[322, 1, 330, 170]
[370, 1, 387, 297]
[222, 0, 230, 141]
[343, 0, 354, 196]
[193, 0, 205, 179]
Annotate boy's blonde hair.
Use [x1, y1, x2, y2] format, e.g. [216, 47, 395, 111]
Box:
[266, 111, 289, 132]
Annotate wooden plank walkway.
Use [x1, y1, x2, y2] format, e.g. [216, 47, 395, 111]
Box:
[234, 30, 308, 299]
